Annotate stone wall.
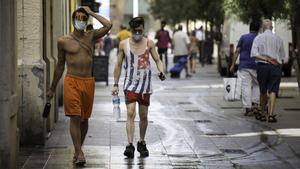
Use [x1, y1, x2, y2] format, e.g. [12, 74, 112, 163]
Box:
[16, 0, 70, 145]
[0, 0, 18, 168]
[17, 0, 47, 145]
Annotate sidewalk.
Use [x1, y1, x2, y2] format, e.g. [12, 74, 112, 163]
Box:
[18, 55, 300, 169]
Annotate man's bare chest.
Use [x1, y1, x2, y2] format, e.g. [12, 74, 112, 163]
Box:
[63, 36, 93, 54]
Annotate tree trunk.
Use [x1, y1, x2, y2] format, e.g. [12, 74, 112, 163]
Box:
[205, 20, 208, 33]
[296, 27, 300, 91]
[186, 19, 189, 34]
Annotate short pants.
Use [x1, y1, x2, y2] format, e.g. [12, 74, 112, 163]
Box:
[64, 74, 95, 120]
[124, 90, 151, 106]
[257, 63, 281, 95]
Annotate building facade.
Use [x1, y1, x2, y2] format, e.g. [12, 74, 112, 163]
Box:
[1, 0, 81, 168]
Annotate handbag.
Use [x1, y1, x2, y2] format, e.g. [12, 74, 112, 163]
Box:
[223, 77, 241, 101]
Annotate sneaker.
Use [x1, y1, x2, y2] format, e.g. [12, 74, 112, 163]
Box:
[137, 141, 149, 157]
[124, 144, 135, 158]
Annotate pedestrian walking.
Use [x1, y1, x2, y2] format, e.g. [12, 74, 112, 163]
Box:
[251, 19, 285, 122]
[112, 17, 166, 158]
[205, 30, 214, 64]
[155, 20, 171, 73]
[172, 25, 192, 78]
[196, 26, 205, 66]
[230, 20, 261, 116]
[189, 31, 198, 73]
[103, 32, 113, 57]
[46, 6, 112, 165]
[117, 24, 131, 43]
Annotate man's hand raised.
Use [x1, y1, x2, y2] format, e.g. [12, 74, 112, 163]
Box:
[82, 6, 93, 15]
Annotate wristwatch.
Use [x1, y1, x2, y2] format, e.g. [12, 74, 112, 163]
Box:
[113, 84, 119, 87]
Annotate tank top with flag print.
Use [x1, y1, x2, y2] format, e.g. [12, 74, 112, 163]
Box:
[123, 38, 152, 94]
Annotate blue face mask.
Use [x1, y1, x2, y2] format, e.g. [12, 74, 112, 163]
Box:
[74, 20, 87, 31]
[132, 34, 143, 42]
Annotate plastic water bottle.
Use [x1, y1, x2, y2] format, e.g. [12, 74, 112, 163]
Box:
[112, 95, 121, 120]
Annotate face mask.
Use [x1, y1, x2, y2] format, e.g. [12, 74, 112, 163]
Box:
[132, 34, 143, 42]
[74, 20, 87, 31]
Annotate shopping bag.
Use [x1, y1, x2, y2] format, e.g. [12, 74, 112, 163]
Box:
[223, 78, 241, 101]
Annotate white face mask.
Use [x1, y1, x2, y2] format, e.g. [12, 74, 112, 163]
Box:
[132, 34, 143, 42]
[74, 20, 87, 31]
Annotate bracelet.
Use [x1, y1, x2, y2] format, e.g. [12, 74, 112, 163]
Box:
[113, 84, 119, 87]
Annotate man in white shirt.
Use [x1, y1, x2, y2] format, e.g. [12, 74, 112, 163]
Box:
[196, 26, 205, 65]
[251, 19, 285, 123]
[172, 25, 191, 77]
[196, 26, 205, 41]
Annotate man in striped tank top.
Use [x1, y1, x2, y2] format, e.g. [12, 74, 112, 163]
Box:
[112, 17, 166, 158]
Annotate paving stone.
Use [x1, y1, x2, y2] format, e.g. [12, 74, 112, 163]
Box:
[18, 58, 300, 169]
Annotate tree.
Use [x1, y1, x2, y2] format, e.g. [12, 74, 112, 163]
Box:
[149, 0, 225, 30]
[149, 0, 187, 25]
[226, 0, 287, 23]
[287, 0, 300, 89]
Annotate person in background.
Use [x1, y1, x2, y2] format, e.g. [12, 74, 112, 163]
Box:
[116, 24, 132, 54]
[189, 30, 198, 73]
[103, 32, 113, 57]
[117, 24, 132, 43]
[155, 20, 171, 73]
[196, 26, 205, 66]
[230, 20, 261, 116]
[251, 19, 285, 123]
[205, 30, 214, 64]
[86, 24, 103, 56]
[172, 25, 192, 78]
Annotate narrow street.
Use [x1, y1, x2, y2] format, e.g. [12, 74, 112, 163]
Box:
[18, 52, 300, 169]
[1, 1, 300, 169]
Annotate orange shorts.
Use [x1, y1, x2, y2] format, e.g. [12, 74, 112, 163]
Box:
[64, 74, 95, 120]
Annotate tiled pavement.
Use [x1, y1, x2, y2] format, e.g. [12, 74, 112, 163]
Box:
[18, 52, 300, 169]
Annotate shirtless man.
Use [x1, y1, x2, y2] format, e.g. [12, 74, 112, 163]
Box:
[112, 17, 166, 158]
[46, 6, 112, 165]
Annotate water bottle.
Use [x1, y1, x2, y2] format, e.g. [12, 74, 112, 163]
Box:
[112, 95, 121, 120]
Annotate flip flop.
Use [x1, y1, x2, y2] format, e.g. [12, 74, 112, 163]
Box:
[75, 157, 86, 166]
[268, 115, 277, 123]
[259, 115, 267, 122]
[251, 107, 259, 115]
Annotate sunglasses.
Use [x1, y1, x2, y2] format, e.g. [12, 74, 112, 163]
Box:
[75, 15, 88, 21]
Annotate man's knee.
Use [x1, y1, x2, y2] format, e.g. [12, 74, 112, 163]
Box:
[70, 115, 81, 122]
[140, 113, 148, 122]
[139, 105, 148, 122]
[81, 119, 89, 125]
[127, 110, 136, 120]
